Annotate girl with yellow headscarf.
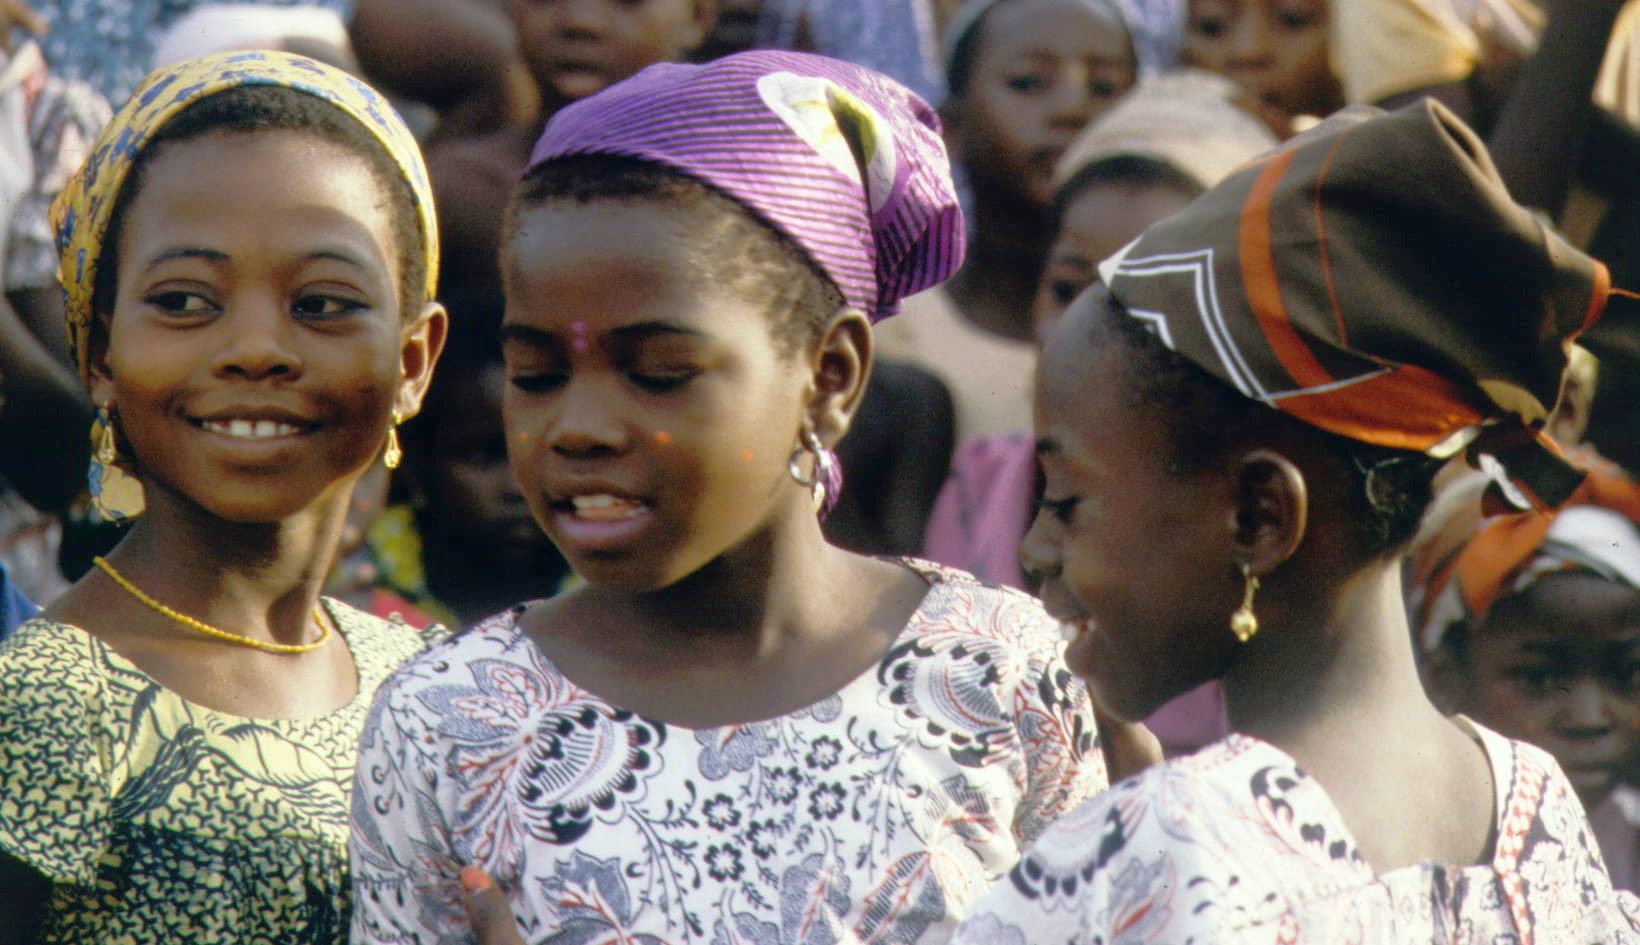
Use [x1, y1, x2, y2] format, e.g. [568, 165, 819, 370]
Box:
[0, 50, 446, 943]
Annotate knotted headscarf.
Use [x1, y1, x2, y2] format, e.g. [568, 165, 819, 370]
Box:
[1052, 69, 1276, 197]
[1411, 468, 1640, 651]
[527, 50, 965, 323]
[52, 49, 438, 386]
[1099, 100, 1635, 512]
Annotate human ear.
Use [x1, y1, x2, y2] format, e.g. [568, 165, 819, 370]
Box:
[391, 301, 449, 422]
[87, 314, 115, 406]
[804, 305, 872, 446]
[1228, 448, 1308, 575]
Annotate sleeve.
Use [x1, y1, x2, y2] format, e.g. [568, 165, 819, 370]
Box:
[1005, 599, 1107, 847]
[0, 629, 113, 886]
[350, 674, 468, 944]
[1330, 0, 1481, 105]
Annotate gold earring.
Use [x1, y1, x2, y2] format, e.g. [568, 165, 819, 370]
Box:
[87, 405, 145, 522]
[383, 412, 403, 470]
[1230, 562, 1260, 643]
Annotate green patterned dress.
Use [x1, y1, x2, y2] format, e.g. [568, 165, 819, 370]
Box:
[0, 600, 441, 944]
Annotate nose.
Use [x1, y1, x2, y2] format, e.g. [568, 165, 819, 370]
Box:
[554, 0, 610, 36]
[1019, 509, 1064, 586]
[547, 377, 630, 457]
[1224, 14, 1275, 69]
[210, 295, 303, 381]
[1557, 677, 1616, 738]
[1046, 64, 1097, 129]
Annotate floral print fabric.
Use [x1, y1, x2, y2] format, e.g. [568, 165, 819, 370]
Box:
[0, 601, 441, 944]
[953, 724, 1640, 944]
[351, 561, 1104, 944]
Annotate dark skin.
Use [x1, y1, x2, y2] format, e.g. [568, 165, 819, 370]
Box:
[1023, 289, 1496, 873]
[428, 0, 716, 298]
[500, 197, 929, 728]
[0, 130, 445, 939]
[824, 359, 955, 556]
[414, 361, 569, 623]
[348, 0, 539, 142]
[941, 0, 1135, 342]
[0, 293, 89, 514]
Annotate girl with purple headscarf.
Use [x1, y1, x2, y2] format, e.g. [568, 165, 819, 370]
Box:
[350, 51, 1109, 945]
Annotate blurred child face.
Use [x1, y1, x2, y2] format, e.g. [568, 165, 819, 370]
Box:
[1182, 0, 1341, 124]
[502, 198, 818, 590]
[1022, 288, 1241, 721]
[511, 0, 714, 103]
[1461, 573, 1640, 807]
[1031, 179, 1194, 344]
[95, 130, 439, 525]
[423, 361, 556, 567]
[951, 0, 1136, 207]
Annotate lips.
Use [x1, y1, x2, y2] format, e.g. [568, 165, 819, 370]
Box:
[549, 62, 611, 100]
[549, 490, 656, 554]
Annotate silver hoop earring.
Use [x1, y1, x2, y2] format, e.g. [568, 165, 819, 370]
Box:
[786, 428, 832, 512]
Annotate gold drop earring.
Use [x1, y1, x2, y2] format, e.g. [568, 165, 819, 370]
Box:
[383, 411, 403, 469]
[1230, 562, 1260, 643]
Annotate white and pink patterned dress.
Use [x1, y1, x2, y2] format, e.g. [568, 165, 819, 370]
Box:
[954, 723, 1640, 944]
[350, 561, 1105, 944]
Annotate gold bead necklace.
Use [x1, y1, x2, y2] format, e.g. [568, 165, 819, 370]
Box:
[93, 556, 333, 655]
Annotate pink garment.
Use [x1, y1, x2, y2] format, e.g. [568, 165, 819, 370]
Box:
[922, 433, 1036, 591]
[922, 433, 1228, 755]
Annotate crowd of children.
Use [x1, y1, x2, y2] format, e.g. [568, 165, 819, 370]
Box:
[0, 0, 1635, 943]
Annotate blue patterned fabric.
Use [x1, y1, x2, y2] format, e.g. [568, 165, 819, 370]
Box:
[36, 0, 356, 106]
[0, 561, 36, 637]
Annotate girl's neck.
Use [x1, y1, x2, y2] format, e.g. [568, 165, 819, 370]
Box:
[1223, 563, 1441, 747]
[606, 509, 860, 662]
[1221, 562, 1498, 872]
[948, 187, 1051, 343]
[98, 485, 350, 646]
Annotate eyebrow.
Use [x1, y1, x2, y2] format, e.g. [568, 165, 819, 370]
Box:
[142, 246, 375, 273]
[143, 247, 228, 272]
[499, 321, 714, 346]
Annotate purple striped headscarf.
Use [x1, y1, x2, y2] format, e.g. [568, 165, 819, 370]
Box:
[527, 51, 965, 322]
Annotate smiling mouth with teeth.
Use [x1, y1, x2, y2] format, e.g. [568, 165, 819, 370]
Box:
[566, 494, 648, 521]
[200, 419, 304, 440]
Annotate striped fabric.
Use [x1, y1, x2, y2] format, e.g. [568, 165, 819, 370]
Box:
[527, 51, 964, 322]
[1099, 100, 1625, 511]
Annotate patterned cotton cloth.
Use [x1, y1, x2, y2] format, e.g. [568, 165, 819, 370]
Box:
[528, 50, 965, 324]
[954, 722, 1640, 943]
[351, 561, 1104, 944]
[0, 603, 442, 944]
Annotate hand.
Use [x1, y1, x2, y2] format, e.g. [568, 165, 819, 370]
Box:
[1095, 707, 1164, 783]
[460, 867, 528, 945]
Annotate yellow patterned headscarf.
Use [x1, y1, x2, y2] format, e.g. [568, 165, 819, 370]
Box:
[51, 50, 439, 385]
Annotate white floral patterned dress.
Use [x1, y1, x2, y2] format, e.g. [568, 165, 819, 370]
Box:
[350, 561, 1105, 944]
[953, 722, 1640, 944]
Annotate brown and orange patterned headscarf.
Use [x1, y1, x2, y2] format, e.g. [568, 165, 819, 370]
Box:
[1410, 467, 1640, 651]
[1099, 100, 1635, 512]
